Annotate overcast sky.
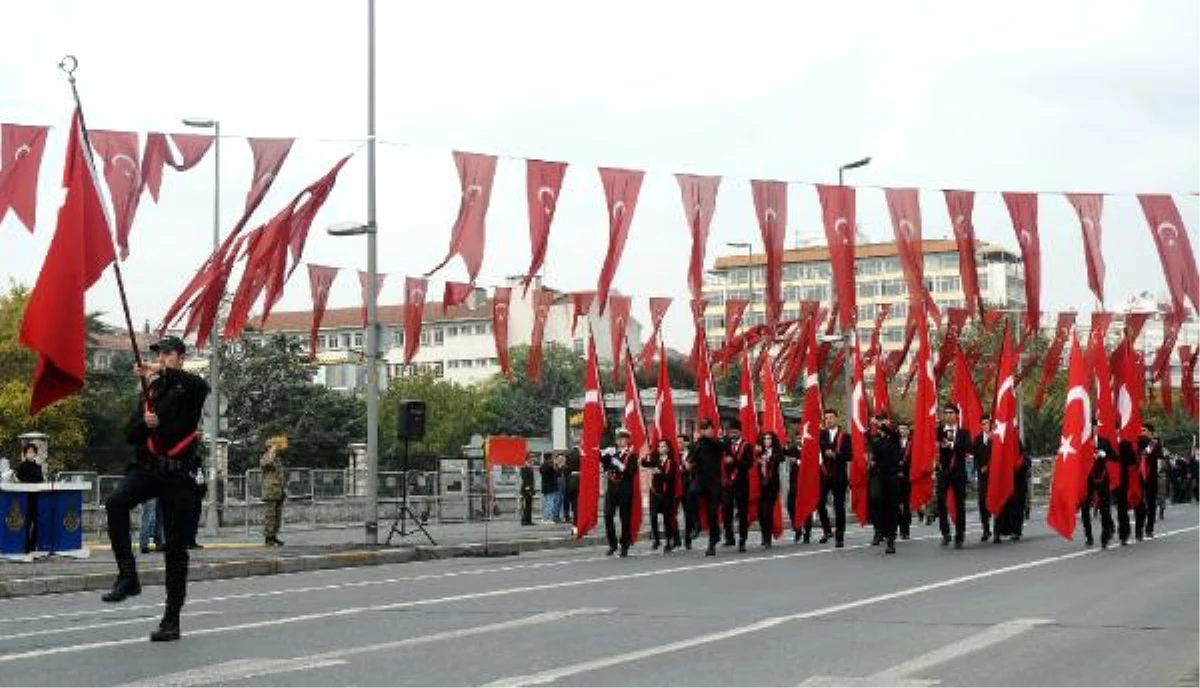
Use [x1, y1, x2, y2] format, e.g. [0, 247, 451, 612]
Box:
[2, 1, 1197, 351]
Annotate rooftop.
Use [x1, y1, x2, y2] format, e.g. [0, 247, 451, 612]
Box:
[711, 239, 1014, 270]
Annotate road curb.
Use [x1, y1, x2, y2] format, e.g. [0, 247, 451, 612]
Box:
[0, 533, 609, 600]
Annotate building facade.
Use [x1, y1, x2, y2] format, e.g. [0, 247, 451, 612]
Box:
[246, 276, 642, 391]
[701, 239, 1026, 355]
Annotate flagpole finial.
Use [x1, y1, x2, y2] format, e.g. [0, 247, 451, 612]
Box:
[58, 55, 78, 79]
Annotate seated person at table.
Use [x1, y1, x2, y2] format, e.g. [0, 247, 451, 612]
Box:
[16, 444, 44, 483]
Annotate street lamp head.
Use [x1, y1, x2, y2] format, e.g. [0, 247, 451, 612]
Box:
[726, 241, 752, 249]
[182, 118, 217, 129]
[839, 156, 872, 172]
[327, 220, 373, 236]
[817, 333, 850, 345]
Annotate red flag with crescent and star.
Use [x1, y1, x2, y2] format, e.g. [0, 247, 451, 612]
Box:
[140, 131, 212, 202]
[652, 342, 680, 459]
[442, 281, 474, 314]
[1033, 313, 1078, 410]
[944, 190, 984, 317]
[910, 315, 938, 511]
[621, 347, 646, 543]
[87, 130, 143, 260]
[492, 286, 513, 377]
[1002, 192, 1042, 336]
[0, 123, 50, 233]
[738, 349, 761, 525]
[596, 167, 644, 315]
[637, 297, 673, 374]
[1066, 193, 1106, 305]
[887, 187, 940, 326]
[1138, 194, 1199, 318]
[427, 152, 497, 283]
[677, 174, 721, 302]
[306, 264, 338, 359]
[849, 336, 871, 526]
[816, 184, 857, 330]
[403, 277, 427, 365]
[522, 159, 567, 295]
[571, 291, 596, 336]
[1047, 333, 1089, 540]
[793, 324, 824, 528]
[986, 322, 1022, 516]
[575, 332, 603, 539]
[608, 294, 633, 385]
[527, 287, 556, 384]
[751, 179, 787, 326]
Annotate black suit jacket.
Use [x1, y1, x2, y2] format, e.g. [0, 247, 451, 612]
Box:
[937, 426, 971, 481]
[973, 435, 992, 478]
[690, 436, 725, 494]
[819, 427, 852, 480]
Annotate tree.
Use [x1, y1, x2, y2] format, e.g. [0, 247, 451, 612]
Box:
[480, 343, 584, 438]
[0, 285, 89, 471]
[381, 372, 488, 469]
[220, 334, 365, 472]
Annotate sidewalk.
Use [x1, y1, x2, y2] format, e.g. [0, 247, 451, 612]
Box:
[0, 519, 603, 600]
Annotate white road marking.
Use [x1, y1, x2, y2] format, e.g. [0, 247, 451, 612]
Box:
[124, 609, 610, 687]
[798, 617, 1051, 686]
[484, 526, 1198, 687]
[0, 536, 883, 663]
[0, 611, 219, 642]
[124, 658, 348, 688]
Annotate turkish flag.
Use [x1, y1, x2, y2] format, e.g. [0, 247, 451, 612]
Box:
[139, 131, 212, 202]
[306, 264, 338, 358]
[492, 286, 513, 377]
[986, 322, 1022, 516]
[1114, 341, 1143, 446]
[242, 138, 294, 219]
[442, 281, 474, 314]
[1180, 346, 1198, 420]
[485, 436, 529, 468]
[793, 324, 824, 529]
[607, 294, 633, 385]
[751, 179, 787, 325]
[1033, 313, 1077, 410]
[637, 297, 673, 375]
[571, 291, 596, 336]
[19, 110, 116, 414]
[403, 277, 428, 365]
[621, 348, 647, 543]
[910, 316, 937, 511]
[677, 174, 721, 302]
[760, 347, 785, 440]
[1139, 194, 1199, 317]
[652, 342, 680, 458]
[952, 346, 983, 439]
[89, 130, 143, 260]
[1122, 312, 1152, 348]
[596, 167, 644, 315]
[224, 156, 353, 340]
[694, 329, 721, 430]
[933, 307, 969, 383]
[849, 339, 870, 526]
[816, 184, 857, 330]
[527, 287, 556, 384]
[522, 159, 567, 294]
[944, 190, 984, 317]
[886, 188, 940, 326]
[724, 298, 749, 350]
[1066, 193, 1106, 305]
[738, 349, 762, 525]
[1159, 363, 1174, 415]
[357, 270, 387, 329]
[873, 357, 891, 417]
[0, 123, 50, 233]
[1149, 312, 1183, 383]
[428, 152, 497, 283]
[576, 333, 604, 539]
[863, 303, 892, 367]
[1002, 192, 1042, 334]
[1047, 334, 1089, 540]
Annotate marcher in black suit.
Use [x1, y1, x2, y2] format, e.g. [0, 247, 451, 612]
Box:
[973, 416, 993, 542]
[867, 413, 904, 554]
[818, 409, 852, 547]
[755, 431, 784, 548]
[721, 419, 754, 552]
[688, 420, 725, 556]
[936, 405, 971, 549]
[1135, 424, 1162, 540]
[602, 429, 638, 557]
[896, 422, 913, 541]
[640, 439, 679, 553]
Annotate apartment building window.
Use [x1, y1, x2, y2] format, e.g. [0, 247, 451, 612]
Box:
[447, 326, 458, 337]
[709, 291, 726, 306]
[858, 303, 877, 321]
[448, 360, 460, 369]
[784, 264, 802, 281]
[930, 253, 959, 271]
[857, 257, 883, 275]
[801, 285, 829, 302]
[340, 332, 352, 349]
[783, 308, 800, 321]
[978, 272, 989, 290]
[933, 276, 961, 293]
[573, 338, 584, 355]
[881, 280, 905, 297]
[475, 358, 490, 367]
[858, 281, 880, 298]
[726, 289, 749, 302]
[474, 323, 488, 335]
[353, 333, 363, 348]
[883, 326, 904, 344]
[704, 316, 724, 331]
[891, 303, 909, 320]
[393, 331, 404, 347]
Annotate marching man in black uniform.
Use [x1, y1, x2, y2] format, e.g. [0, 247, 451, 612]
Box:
[688, 420, 725, 556]
[1093, 422, 1119, 548]
[973, 416, 993, 542]
[641, 438, 679, 553]
[602, 429, 638, 557]
[1135, 423, 1162, 540]
[937, 404, 970, 549]
[677, 433, 697, 550]
[102, 336, 209, 642]
[818, 409, 852, 547]
[722, 419, 753, 552]
[755, 431, 785, 549]
[867, 412, 904, 554]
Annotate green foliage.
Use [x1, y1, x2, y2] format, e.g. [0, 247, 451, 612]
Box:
[220, 334, 365, 472]
[381, 372, 488, 465]
[480, 343, 584, 438]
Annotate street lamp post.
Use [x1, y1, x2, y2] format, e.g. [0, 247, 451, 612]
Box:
[183, 117, 221, 537]
[836, 156, 871, 422]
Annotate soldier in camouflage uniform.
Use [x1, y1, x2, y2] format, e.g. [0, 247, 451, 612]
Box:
[260, 439, 286, 546]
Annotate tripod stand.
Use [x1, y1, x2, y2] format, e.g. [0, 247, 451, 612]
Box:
[385, 437, 437, 546]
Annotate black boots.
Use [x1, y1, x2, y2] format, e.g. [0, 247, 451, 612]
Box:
[102, 559, 141, 603]
[150, 606, 181, 642]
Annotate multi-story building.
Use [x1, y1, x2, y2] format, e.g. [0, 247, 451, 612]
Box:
[246, 276, 642, 390]
[701, 238, 1026, 355]
[1073, 292, 1200, 386]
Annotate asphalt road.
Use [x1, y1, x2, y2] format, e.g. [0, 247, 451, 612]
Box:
[0, 505, 1196, 687]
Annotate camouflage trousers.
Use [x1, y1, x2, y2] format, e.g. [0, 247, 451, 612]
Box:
[263, 499, 284, 540]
